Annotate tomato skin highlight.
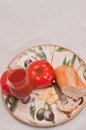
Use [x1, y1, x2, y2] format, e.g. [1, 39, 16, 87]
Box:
[27, 60, 55, 88]
[0, 70, 12, 96]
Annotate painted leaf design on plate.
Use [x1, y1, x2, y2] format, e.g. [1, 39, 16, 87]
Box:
[83, 68, 86, 80]
[5, 96, 19, 112]
[29, 46, 47, 60]
[29, 97, 36, 120]
[63, 54, 77, 66]
[56, 47, 67, 52]
[38, 46, 47, 60]
[7, 65, 11, 69]
[78, 57, 82, 63]
[28, 120, 38, 125]
[47, 104, 52, 111]
[63, 56, 70, 66]
[71, 54, 77, 66]
[5, 96, 10, 104]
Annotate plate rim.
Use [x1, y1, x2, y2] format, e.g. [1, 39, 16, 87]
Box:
[7, 44, 86, 68]
[1, 44, 86, 127]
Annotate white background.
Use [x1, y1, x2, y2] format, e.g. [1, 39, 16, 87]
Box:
[0, 0, 86, 130]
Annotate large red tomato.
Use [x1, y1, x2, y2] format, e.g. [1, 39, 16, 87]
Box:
[0, 70, 12, 95]
[27, 60, 55, 88]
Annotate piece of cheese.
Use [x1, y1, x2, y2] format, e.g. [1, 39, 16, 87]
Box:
[47, 94, 58, 105]
[38, 88, 51, 101]
[38, 87, 59, 105]
[50, 87, 57, 95]
[52, 94, 58, 101]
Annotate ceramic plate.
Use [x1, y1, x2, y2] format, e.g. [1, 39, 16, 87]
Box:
[2, 45, 86, 127]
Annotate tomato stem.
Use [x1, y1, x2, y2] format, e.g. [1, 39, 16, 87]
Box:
[36, 69, 43, 73]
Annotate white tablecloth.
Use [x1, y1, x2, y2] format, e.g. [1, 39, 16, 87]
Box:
[0, 0, 86, 130]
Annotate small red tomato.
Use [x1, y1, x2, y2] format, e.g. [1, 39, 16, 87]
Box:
[27, 60, 55, 88]
[0, 70, 12, 95]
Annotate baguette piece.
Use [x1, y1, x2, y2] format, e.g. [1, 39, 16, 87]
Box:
[55, 65, 86, 98]
[57, 97, 81, 113]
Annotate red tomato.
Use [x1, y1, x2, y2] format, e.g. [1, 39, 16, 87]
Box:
[27, 60, 55, 88]
[0, 70, 12, 95]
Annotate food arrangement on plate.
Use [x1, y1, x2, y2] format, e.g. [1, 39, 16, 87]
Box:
[0, 45, 86, 127]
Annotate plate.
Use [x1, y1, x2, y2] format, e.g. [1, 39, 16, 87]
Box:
[2, 44, 86, 127]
